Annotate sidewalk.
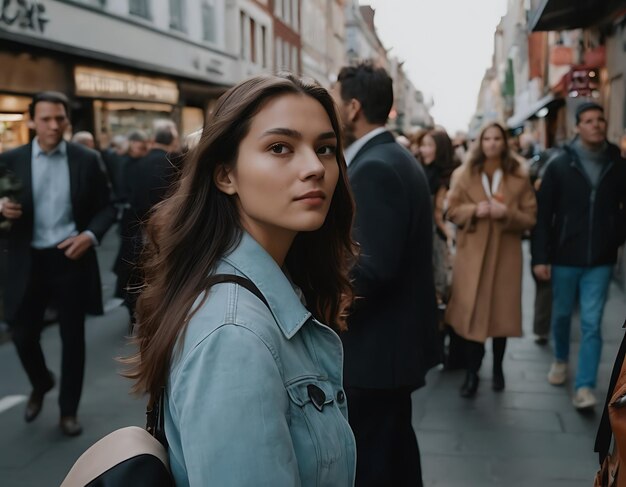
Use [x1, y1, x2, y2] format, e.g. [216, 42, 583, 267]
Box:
[413, 243, 626, 486]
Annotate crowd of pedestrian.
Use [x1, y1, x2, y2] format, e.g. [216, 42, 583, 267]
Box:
[0, 62, 625, 486]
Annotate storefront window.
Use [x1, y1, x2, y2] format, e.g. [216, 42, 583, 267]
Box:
[0, 95, 31, 153]
[93, 100, 174, 149]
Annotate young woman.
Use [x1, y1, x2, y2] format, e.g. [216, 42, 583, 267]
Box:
[417, 129, 460, 303]
[445, 123, 536, 397]
[126, 74, 357, 485]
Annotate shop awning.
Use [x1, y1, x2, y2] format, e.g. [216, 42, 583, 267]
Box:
[529, 0, 626, 32]
[506, 94, 563, 129]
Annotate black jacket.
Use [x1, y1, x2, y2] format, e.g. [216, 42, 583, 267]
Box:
[341, 131, 440, 391]
[531, 141, 626, 267]
[0, 142, 116, 322]
[129, 148, 177, 222]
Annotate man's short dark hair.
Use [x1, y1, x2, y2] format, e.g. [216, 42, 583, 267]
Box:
[154, 125, 175, 146]
[337, 63, 394, 125]
[29, 91, 70, 119]
[575, 102, 604, 125]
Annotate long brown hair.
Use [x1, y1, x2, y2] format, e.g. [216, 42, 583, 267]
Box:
[125, 74, 357, 401]
[467, 122, 521, 175]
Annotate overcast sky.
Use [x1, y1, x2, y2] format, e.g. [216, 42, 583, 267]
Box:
[364, 0, 509, 133]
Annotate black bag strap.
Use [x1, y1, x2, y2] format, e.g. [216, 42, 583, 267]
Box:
[146, 274, 269, 447]
[595, 319, 626, 464]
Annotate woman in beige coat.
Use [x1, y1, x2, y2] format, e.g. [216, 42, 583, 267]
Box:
[445, 123, 537, 397]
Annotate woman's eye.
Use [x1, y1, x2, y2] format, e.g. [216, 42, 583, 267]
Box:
[317, 145, 337, 156]
[269, 143, 290, 154]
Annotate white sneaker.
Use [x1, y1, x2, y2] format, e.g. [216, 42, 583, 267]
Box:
[547, 361, 568, 385]
[572, 387, 597, 410]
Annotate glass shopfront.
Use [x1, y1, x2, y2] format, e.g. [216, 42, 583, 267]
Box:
[0, 95, 31, 153]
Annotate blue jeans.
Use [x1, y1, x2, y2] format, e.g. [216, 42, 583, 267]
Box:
[551, 265, 612, 389]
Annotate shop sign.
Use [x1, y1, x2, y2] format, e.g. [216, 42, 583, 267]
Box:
[0, 0, 49, 33]
[74, 67, 179, 105]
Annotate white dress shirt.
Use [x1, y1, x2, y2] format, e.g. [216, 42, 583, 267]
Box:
[344, 127, 387, 166]
[30, 138, 98, 249]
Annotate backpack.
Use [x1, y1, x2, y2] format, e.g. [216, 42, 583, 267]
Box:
[594, 320, 626, 487]
[61, 274, 268, 486]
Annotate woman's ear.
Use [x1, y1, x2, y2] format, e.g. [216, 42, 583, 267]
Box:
[213, 164, 237, 195]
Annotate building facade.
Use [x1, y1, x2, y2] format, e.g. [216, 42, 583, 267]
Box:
[0, 0, 240, 151]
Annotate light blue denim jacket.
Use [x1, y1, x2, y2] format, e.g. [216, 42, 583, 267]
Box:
[165, 232, 356, 486]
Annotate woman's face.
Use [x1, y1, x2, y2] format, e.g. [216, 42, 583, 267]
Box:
[225, 93, 340, 242]
[481, 126, 506, 159]
[419, 134, 437, 165]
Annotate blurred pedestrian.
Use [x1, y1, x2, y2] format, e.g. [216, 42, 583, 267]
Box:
[416, 128, 463, 370]
[112, 130, 148, 323]
[416, 129, 460, 303]
[446, 122, 536, 397]
[126, 74, 357, 485]
[528, 148, 560, 345]
[101, 134, 129, 203]
[0, 91, 115, 436]
[71, 131, 95, 150]
[532, 102, 626, 410]
[332, 63, 439, 487]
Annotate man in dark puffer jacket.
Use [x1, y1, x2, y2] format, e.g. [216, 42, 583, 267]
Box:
[532, 102, 626, 411]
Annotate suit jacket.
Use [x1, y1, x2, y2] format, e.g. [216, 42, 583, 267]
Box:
[129, 148, 178, 223]
[0, 141, 116, 322]
[341, 131, 440, 390]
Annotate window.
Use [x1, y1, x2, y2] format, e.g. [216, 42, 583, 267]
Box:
[292, 0, 299, 32]
[202, 0, 216, 42]
[170, 0, 185, 32]
[275, 37, 282, 70]
[291, 45, 298, 74]
[240, 11, 246, 59]
[250, 18, 257, 64]
[129, 0, 151, 19]
[284, 0, 291, 27]
[261, 26, 267, 68]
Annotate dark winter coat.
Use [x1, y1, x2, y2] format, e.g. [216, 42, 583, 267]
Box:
[531, 141, 626, 267]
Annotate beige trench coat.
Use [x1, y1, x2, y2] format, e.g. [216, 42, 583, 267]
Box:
[444, 163, 537, 343]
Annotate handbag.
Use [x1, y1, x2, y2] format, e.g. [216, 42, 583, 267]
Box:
[594, 320, 626, 487]
[61, 274, 269, 486]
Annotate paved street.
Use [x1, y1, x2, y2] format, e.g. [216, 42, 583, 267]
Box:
[0, 235, 624, 486]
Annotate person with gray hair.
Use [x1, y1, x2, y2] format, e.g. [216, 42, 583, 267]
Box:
[71, 131, 95, 150]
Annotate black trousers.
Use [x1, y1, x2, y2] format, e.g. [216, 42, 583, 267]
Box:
[11, 248, 88, 416]
[346, 387, 422, 487]
[463, 336, 507, 374]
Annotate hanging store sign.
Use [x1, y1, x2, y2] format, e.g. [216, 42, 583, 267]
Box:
[74, 67, 179, 105]
[0, 0, 49, 33]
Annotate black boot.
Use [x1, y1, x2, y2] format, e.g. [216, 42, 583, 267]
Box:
[460, 371, 479, 398]
[492, 367, 505, 392]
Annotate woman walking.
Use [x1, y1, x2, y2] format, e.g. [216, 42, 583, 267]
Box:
[126, 74, 357, 485]
[417, 129, 460, 304]
[445, 122, 536, 397]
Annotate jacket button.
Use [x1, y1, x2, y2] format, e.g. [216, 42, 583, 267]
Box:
[336, 390, 345, 404]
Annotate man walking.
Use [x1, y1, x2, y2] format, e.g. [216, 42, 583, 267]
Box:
[532, 102, 626, 410]
[332, 63, 439, 486]
[0, 91, 115, 435]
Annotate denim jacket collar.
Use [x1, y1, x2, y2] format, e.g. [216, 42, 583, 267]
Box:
[222, 231, 312, 340]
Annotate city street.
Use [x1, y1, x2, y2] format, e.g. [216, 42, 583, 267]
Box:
[0, 231, 624, 486]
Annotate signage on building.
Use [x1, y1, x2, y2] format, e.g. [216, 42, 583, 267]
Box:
[1, 0, 49, 33]
[74, 67, 179, 105]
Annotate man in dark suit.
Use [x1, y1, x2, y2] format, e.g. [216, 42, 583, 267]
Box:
[332, 63, 439, 486]
[0, 91, 115, 436]
[120, 123, 179, 324]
